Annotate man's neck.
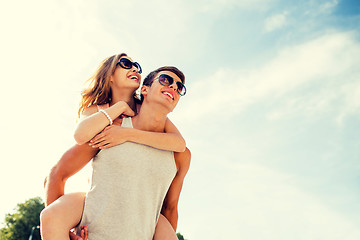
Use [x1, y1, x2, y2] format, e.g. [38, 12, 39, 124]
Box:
[132, 103, 168, 132]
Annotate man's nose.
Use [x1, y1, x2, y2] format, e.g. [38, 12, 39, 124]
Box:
[169, 82, 177, 91]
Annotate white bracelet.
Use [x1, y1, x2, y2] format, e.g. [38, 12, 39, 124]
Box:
[99, 109, 113, 125]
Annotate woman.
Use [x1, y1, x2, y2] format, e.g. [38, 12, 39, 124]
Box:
[40, 53, 189, 240]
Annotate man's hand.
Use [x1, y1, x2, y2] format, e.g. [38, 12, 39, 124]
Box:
[69, 225, 88, 240]
[89, 125, 130, 149]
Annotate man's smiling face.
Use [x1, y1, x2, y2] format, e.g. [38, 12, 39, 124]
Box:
[142, 70, 183, 112]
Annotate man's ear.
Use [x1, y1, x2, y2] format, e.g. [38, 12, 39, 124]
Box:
[140, 85, 148, 97]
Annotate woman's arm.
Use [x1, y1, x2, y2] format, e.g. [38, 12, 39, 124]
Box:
[89, 118, 186, 152]
[74, 102, 135, 145]
[128, 118, 186, 152]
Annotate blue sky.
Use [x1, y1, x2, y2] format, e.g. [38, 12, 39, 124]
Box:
[0, 0, 359, 239]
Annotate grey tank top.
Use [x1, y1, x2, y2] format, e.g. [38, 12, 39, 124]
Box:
[78, 117, 177, 239]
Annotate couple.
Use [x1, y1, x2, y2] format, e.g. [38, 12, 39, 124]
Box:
[40, 53, 191, 240]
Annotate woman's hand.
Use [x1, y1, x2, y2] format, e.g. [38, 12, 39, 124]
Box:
[115, 101, 135, 118]
[69, 225, 88, 240]
[89, 125, 130, 149]
[74, 101, 135, 145]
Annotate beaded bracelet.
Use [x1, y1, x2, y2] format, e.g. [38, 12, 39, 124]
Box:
[99, 109, 113, 125]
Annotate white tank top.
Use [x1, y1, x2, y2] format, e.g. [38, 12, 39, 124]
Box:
[78, 117, 177, 239]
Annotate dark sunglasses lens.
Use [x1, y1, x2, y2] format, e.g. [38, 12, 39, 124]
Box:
[177, 82, 186, 96]
[159, 74, 186, 96]
[134, 62, 142, 73]
[119, 58, 132, 69]
[159, 74, 173, 86]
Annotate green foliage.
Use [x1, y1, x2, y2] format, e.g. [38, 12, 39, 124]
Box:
[0, 197, 44, 240]
[177, 232, 186, 240]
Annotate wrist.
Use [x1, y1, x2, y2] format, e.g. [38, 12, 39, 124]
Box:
[114, 101, 125, 108]
[126, 128, 136, 142]
[116, 101, 128, 114]
[99, 109, 113, 125]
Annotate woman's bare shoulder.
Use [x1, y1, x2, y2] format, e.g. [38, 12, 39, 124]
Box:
[80, 105, 99, 119]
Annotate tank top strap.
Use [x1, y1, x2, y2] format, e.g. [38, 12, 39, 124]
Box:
[121, 117, 133, 128]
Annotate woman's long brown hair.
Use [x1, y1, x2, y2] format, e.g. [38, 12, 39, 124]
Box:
[78, 53, 127, 117]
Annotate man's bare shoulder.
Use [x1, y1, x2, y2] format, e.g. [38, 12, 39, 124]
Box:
[174, 148, 191, 176]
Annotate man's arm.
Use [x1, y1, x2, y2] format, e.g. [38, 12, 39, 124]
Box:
[44, 144, 99, 206]
[161, 148, 191, 230]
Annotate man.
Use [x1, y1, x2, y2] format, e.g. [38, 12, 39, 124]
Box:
[42, 66, 190, 239]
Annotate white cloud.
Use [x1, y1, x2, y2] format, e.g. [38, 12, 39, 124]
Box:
[175, 31, 360, 124]
[199, 0, 275, 13]
[179, 161, 360, 240]
[172, 31, 360, 240]
[319, 0, 339, 14]
[266, 76, 360, 123]
[304, 0, 339, 16]
[336, 80, 360, 125]
[264, 12, 288, 32]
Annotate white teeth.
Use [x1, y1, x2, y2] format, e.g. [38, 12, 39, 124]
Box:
[130, 76, 138, 80]
[163, 92, 173, 99]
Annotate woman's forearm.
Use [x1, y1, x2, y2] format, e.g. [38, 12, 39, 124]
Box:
[127, 128, 186, 152]
[127, 117, 186, 152]
[74, 102, 132, 144]
[87, 117, 186, 152]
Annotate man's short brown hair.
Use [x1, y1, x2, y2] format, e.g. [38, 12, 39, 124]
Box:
[142, 66, 185, 86]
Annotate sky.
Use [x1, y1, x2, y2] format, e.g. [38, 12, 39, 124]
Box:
[0, 0, 359, 239]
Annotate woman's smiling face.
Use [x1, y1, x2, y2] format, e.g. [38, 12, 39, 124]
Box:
[110, 56, 141, 91]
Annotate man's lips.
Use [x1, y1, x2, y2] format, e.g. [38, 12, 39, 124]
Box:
[162, 90, 174, 100]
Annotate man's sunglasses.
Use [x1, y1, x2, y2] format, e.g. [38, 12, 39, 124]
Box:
[156, 74, 186, 96]
[117, 58, 142, 74]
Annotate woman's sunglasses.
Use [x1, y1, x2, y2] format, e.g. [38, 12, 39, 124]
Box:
[156, 74, 186, 96]
[117, 58, 142, 74]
